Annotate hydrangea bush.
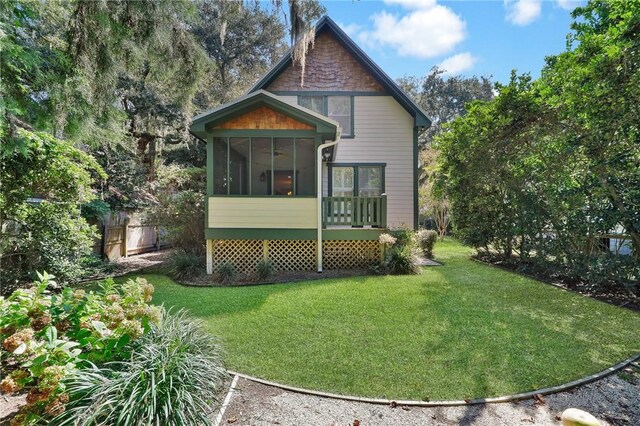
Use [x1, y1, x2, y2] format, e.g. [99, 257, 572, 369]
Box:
[0, 272, 160, 425]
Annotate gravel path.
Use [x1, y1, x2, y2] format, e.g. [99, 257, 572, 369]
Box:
[218, 367, 640, 426]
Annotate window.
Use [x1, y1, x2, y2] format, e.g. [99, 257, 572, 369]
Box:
[298, 95, 353, 137]
[211, 136, 316, 196]
[329, 164, 384, 197]
[327, 96, 352, 136]
[299, 96, 323, 114]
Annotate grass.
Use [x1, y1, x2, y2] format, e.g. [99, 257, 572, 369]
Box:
[127, 239, 640, 400]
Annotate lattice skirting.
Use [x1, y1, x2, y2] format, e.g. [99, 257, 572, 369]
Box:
[322, 240, 381, 270]
[208, 239, 381, 273]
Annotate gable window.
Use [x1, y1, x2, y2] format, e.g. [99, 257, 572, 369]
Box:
[329, 164, 384, 197]
[298, 95, 353, 137]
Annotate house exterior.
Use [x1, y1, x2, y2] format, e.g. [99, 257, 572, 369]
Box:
[190, 16, 430, 274]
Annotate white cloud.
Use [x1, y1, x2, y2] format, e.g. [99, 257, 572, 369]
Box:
[437, 52, 477, 75]
[337, 22, 363, 37]
[383, 0, 437, 9]
[505, 0, 542, 26]
[358, 2, 466, 59]
[556, 0, 582, 11]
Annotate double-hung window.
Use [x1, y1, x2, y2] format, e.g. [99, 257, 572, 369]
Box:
[329, 164, 384, 197]
[298, 95, 353, 137]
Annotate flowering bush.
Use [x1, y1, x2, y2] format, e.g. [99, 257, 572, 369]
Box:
[378, 233, 397, 248]
[0, 272, 160, 425]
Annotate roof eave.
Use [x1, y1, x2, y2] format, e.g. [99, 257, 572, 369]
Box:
[189, 90, 339, 139]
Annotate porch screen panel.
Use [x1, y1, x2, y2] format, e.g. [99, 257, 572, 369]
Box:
[250, 138, 271, 195]
[295, 138, 315, 195]
[272, 138, 294, 196]
[229, 138, 249, 195]
[213, 137, 228, 194]
[358, 166, 383, 196]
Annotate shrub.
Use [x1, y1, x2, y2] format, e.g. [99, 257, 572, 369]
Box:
[385, 245, 421, 275]
[255, 258, 275, 282]
[416, 229, 438, 259]
[378, 233, 397, 248]
[1, 202, 97, 295]
[56, 309, 228, 426]
[1, 128, 106, 294]
[168, 250, 205, 281]
[217, 262, 236, 283]
[148, 165, 206, 255]
[0, 272, 160, 424]
[389, 226, 416, 248]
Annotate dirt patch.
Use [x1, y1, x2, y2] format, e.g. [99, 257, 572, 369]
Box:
[78, 249, 173, 283]
[0, 394, 26, 426]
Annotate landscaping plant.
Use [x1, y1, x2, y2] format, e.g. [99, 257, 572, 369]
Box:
[217, 262, 237, 283]
[255, 258, 275, 282]
[0, 272, 161, 425]
[416, 229, 438, 259]
[168, 250, 206, 281]
[389, 226, 416, 248]
[385, 245, 421, 275]
[56, 309, 228, 426]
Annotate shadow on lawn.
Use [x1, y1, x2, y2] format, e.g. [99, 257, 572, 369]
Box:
[146, 273, 375, 318]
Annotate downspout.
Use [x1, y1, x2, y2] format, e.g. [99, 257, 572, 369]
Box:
[317, 137, 340, 272]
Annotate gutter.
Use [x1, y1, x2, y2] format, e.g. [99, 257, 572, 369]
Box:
[316, 137, 340, 272]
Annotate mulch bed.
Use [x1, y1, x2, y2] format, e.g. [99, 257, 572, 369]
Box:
[181, 268, 374, 287]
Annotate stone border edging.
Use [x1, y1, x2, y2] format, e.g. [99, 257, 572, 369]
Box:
[229, 352, 640, 407]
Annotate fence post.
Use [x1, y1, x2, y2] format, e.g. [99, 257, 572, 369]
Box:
[122, 217, 130, 258]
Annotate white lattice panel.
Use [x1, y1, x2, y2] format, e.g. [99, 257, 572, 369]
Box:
[323, 240, 381, 270]
[269, 240, 316, 271]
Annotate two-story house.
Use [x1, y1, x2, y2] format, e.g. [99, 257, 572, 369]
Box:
[189, 16, 430, 274]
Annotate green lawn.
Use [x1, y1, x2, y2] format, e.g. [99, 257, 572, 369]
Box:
[132, 239, 640, 400]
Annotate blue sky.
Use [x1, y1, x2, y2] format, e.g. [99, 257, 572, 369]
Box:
[318, 0, 583, 83]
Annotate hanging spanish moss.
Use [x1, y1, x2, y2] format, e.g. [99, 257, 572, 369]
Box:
[288, 0, 325, 86]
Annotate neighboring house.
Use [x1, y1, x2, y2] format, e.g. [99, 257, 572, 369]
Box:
[190, 16, 431, 274]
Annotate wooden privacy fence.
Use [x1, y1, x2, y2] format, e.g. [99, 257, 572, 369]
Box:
[94, 212, 169, 261]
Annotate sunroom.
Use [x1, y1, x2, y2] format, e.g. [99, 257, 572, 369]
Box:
[190, 90, 386, 273]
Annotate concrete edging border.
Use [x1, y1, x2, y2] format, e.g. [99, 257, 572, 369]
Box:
[229, 352, 640, 407]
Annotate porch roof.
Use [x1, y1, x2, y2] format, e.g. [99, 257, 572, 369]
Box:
[189, 90, 340, 141]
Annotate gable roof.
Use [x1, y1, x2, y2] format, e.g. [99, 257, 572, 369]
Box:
[190, 90, 340, 140]
[249, 16, 431, 129]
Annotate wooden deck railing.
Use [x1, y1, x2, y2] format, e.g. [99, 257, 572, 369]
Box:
[322, 195, 387, 228]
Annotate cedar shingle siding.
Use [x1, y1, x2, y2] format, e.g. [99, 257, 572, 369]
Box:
[266, 32, 386, 93]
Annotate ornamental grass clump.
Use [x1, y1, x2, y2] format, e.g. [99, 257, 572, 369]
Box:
[217, 261, 236, 283]
[56, 309, 228, 426]
[0, 272, 160, 425]
[385, 244, 421, 275]
[168, 250, 206, 281]
[378, 228, 421, 275]
[255, 258, 275, 282]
